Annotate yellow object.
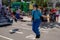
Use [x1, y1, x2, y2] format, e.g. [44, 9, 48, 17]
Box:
[47, 14, 50, 22]
[29, 4, 33, 10]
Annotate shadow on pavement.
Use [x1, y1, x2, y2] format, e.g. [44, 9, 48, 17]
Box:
[9, 29, 19, 34]
[0, 24, 12, 27]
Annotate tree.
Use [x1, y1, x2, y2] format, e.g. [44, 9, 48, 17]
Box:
[16, 0, 21, 2]
[2, 0, 8, 5]
[35, 0, 48, 7]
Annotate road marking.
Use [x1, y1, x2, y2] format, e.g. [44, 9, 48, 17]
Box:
[25, 28, 52, 40]
[0, 35, 13, 40]
[12, 26, 50, 31]
[12, 26, 51, 33]
[26, 34, 35, 40]
[11, 24, 52, 34]
[9, 30, 24, 34]
[12, 26, 32, 30]
[41, 31, 49, 33]
[16, 31, 24, 34]
[20, 27, 32, 30]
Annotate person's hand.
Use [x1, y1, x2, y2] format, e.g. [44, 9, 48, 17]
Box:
[42, 15, 47, 18]
[47, 15, 50, 18]
[28, 16, 32, 19]
[47, 16, 49, 18]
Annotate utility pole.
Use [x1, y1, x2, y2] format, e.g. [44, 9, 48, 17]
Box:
[53, 1, 57, 8]
[21, 0, 24, 2]
[52, 0, 57, 8]
[8, 0, 11, 6]
[0, 0, 2, 8]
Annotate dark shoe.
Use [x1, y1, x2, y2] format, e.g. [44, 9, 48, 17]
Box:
[10, 31, 15, 34]
[14, 19, 17, 22]
[36, 35, 40, 39]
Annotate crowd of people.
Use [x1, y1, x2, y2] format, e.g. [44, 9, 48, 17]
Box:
[0, 4, 60, 39]
[38, 6, 60, 23]
[0, 5, 60, 23]
[0, 5, 23, 22]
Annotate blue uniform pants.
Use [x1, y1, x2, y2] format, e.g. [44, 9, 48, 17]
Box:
[32, 19, 41, 36]
[15, 13, 20, 19]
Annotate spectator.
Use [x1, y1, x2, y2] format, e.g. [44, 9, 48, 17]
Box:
[12, 11, 17, 22]
[50, 8, 57, 22]
[15, 8, 20, 20]
[43, 7, 48, 22]
[56, 10, 59, 22]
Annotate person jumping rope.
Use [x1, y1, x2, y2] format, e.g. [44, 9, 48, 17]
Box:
[31, 4, 48, 39]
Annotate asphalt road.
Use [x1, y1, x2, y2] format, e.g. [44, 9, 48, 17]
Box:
[0, 21, 60, 40]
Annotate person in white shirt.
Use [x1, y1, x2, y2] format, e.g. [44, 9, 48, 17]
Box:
[56, 10, 59, 22]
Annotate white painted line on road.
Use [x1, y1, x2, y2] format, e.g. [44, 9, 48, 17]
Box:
[11, 25, 52, 33]
[12, 25, 51, 31]
[12, 26, 50, 33]
[26, 34, 35, 40]
[12, 26, 52, 34]
[16, 31, 24, 34]
[40, 28, 51, 32]
[41, 31, 49, 33]
[0, 35, 13, 40]
[12, 26, 32, 30]
[20, 27, 32, 30]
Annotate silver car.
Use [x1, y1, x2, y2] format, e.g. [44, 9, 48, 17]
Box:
[0, 15, 13, 26]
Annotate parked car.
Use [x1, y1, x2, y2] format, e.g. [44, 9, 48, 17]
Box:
[0, 15, 13, 26]
[0, 6, 13, 26]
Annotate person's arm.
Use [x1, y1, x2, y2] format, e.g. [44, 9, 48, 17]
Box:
[31, 11, 34, 21]
[42, 15, 49, 18]
[39, 12, 47, 18]
[42, 15, 47, 18]
[28, 12, 33, 21]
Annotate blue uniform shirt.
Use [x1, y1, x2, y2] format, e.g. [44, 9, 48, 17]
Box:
[32, 10, 42, 20]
